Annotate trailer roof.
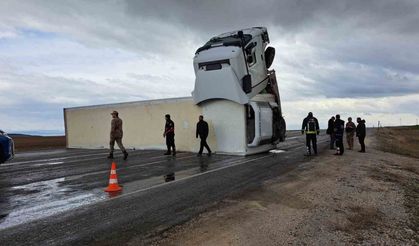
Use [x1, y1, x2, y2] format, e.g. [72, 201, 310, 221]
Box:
[64, 97, 193, 111]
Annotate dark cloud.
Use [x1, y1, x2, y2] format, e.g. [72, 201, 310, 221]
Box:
[1, 0, 419, 131]
[123, 0, 419, 98]
[124, 0, 419, 34]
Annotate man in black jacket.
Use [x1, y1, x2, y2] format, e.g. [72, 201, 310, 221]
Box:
[356, 117, 366, 152]
[326, 116, 335, 149]
[301, 112, 320, 156]
[334, 114, 345, 155]
[196, 115, 212, 156]
[163, 114, 176, 156]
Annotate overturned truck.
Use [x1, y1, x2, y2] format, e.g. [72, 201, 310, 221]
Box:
[192, 27, 286, 154]
[64, 27, 285, 155]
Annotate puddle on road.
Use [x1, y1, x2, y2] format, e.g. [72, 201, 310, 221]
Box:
[120, 169, 198, 194]
[0, 155, 249, 228]
[0, 178, 106, 229]
[116, 157, 242, 195]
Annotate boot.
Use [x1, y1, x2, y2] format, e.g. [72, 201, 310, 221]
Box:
[172, 149, 176, 156]
[123, 151, 128, 160]
[107, 153, 114, 159]
[164, 151, 171, 155]
[304, 147, 311, 156]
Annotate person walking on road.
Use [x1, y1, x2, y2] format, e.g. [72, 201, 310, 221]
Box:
[345, 117, 356, 150]
[334, 114, 345, 155]
[107, 111, 128, 160]
[356, 117, 366, 152]
[196, 115, 212, 156]
[163, 114, 176, 156]
[301, 112, 320, 156]
[327, 116, 336, 149]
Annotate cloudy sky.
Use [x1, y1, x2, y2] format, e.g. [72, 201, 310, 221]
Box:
[1, 0, 418, 134]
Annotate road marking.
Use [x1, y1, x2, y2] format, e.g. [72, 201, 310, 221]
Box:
[0, 150, 157, 167]
[269, 149, 286, 154]
[0, 140, 332, 230]
[5, 154, 199, 186]
[108, 154, 271, 200]
[106, 140, 330, 201]
[70, 154, 207, 180]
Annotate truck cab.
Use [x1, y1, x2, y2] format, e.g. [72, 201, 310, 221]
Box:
[192, 27, 286, 154]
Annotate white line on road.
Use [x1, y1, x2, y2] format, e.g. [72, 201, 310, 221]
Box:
[0, 150, 157, 167]
[108, 154, 271, 201]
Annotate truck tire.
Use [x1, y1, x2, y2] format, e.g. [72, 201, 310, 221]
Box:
[0, 144, 4, 164]
[278, 117, 286, 142]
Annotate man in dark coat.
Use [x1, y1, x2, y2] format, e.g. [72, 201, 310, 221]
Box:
[163, 114, 176, 156]
[196, 115, 212, 156]
[326, 116, 336, 149]
[334, 114, 345, 155]
[356, 117, 366, 152]
[345, 117, 356, 150]
[301, 112, 320, 155]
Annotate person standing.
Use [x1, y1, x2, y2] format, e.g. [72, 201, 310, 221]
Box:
[356, 117, 366, 152]
[163, 114, 176, 156]
[345, 117, 356, 150]
[327, 116, 336, 149]
[334, 114, 345, 155]
[196, 115, 212, 156]
[301, 112, 320, 156]
[107, 111, 128, 160]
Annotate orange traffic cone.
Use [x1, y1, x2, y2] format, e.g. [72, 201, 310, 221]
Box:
[105, 162, 122, 192]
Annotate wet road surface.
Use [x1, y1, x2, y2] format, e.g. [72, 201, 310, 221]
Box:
[0, 134, 329, 245]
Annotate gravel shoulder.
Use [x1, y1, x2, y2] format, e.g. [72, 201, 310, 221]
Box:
[150, 128, 419, 245]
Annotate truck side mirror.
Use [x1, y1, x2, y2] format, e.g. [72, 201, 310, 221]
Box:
[242, 74, 252, 94]
[265, 47, 275, 69]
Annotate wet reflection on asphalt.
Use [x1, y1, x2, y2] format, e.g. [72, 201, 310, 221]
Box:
[0, 149, 247, 229]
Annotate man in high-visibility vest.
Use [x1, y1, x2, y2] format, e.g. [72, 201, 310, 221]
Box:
[301, 112, 320, 156]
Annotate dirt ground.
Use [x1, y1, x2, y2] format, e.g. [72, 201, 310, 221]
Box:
[12, 135, 66, 151]
[151, 127, 419, 245]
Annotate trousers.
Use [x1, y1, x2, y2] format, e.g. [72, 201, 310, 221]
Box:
[329, 133, 335, 149]
[306, 134, 317, 154]
[199, 137, 211, 154]
[110, 136, 126, 153]
[335, 135, 344, 155]
[358, 136, 366, 152]
[346, 132, 355, 149]
[166, 134, 176, 153]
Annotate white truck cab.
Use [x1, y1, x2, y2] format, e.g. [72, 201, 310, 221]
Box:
[192, 27, 286, 154]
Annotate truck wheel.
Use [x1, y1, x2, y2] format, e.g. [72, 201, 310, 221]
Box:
[279, 117, 286, 142]
[0, 144, 4, 164]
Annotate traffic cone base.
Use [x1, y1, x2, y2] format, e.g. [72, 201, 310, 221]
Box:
[105, 162, 122, 192]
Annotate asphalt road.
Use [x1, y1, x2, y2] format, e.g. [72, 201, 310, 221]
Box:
[0, 133, 329, 245]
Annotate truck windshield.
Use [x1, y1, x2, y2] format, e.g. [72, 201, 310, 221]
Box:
[196, 34, 252, 54]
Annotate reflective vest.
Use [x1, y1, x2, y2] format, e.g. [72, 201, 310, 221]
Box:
[305, 118, 318, 134]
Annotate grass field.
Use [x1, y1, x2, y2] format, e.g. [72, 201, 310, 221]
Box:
[375, 126, 419, 243]
[12, 135, 66, 151]
[376, 125, 419, 159]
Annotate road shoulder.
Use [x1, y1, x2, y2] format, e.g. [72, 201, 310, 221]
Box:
[148, 133, 419, 245]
